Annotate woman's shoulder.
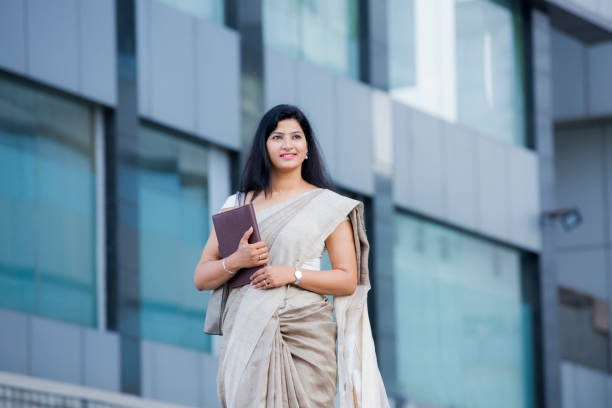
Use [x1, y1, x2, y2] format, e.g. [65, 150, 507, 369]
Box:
[219, 193, 238, 211]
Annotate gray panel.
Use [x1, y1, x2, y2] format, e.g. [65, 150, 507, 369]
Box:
[508, 146, 542, 250]
[196, 20, 241, 149]
[557, 247, 608, 299]
[607, 124, 612, 253]
[410, 109, 445, 219]
[476, 136, 510, 240]
[83, 328, 120, 391]
[561, 361, 576, 408]
[200, 352, 221, 407]
[296, 60, 336, 178]
[554, 126, 606, 247]
[334, 76, 374, 195]
[152, 342, 200, 406]
[27, 0, 79, 92]
[80, 0, 116, 105]
[573, 362, 610, 407]
[140, 340, 155, 399]
[391, 102, 413, 209]
[0, 0, 26, 73]
[30, 316, 81, 384]
[137, 0, 151, 116]
[0, 309, 28, 374]
[264, 48, 298, 109]
[150, 1, 196, 133]
[587, 41, 612, 116]
[443, 123, 478, 230]
[551, 29, 586, 120]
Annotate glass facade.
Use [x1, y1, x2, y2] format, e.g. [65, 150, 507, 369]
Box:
[393, 211, 536, 407]
[138, 125, 212, 352]
[388, 0, 526, 146]
[0, 73, 97, 327]
[263, 0, 360, 80]
[155, 0, 225, 24]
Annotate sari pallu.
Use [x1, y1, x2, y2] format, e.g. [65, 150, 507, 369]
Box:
[208, 188, 389, 407]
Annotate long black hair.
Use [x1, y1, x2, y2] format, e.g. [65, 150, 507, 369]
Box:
[239, 104, 334, 202]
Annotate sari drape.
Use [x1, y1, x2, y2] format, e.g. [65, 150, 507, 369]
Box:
[209, 188, 389, 407]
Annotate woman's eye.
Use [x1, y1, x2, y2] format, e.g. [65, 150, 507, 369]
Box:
[293, 134, 302, 139]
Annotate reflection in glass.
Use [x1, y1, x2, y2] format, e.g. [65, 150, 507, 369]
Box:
[155, 0, 224, 24]
[393, 211, 536, 407]
[263, 0, 360, 80]
[0, 73, 96, 327]
[138, 125, 211, 352]
[388, 0, 526, 146]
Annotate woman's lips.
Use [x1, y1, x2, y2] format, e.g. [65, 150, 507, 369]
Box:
[281, 153, 296, 160]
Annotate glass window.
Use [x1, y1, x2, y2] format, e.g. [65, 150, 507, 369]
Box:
[392, 211, 536, 407]
[388, 0, 526, 146]
[263, 0, 360, 80]
[0, 73, 97, 327]
[155, 0, 224, 24]
[558, 287, 611, 373]
[138, 125, 212, 352]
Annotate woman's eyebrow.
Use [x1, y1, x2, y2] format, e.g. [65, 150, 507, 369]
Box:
[271, 130, 303, 135]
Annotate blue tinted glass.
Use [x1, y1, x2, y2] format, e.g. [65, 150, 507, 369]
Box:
[138, 125, 211, 352]
[0, 74, 96, 327]
[263, 0, 360, 80]
[388, 0, 526, 146]
[393, 211, 536, 407]
[155, 0, 224, 24]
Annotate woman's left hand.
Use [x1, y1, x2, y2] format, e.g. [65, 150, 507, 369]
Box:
[250, 265, 295, 289]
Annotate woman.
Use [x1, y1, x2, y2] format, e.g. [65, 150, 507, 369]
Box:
[194, 104, 389, 407]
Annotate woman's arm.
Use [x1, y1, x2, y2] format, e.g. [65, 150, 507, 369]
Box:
[193, 207, 269, 291]
[250, 219, 358, 296]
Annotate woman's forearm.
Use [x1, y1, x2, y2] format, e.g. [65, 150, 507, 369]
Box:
[194, 254, 240, 291]
[297, 267, 357, 296]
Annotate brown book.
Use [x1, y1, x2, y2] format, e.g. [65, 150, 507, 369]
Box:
[212, 202, 265, 288]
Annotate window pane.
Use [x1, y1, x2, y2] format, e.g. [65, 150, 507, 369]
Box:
[0, 73, 96, 327]
[392, 211, 536, 407]
[263, 0, 360, 80]
[388, 0, 526, 146]
[155, 0, 224, 24]
[138, 125, 211, 352]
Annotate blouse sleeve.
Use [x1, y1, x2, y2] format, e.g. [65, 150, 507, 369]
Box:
[219, 193, 237, 212]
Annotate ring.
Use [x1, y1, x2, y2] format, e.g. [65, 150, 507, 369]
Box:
[264, 280, 269, 287]
[259, 254, 262, 260]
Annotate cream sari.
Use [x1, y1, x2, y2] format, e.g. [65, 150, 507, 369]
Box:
[210, 188, 389, 407]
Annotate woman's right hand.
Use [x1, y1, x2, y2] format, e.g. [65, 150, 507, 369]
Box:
[226, 226, 269, 271]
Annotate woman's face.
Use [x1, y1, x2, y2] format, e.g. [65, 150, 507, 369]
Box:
[266, 118, 308, 172]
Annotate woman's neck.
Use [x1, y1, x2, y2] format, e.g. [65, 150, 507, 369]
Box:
[268, 168, 309, 194]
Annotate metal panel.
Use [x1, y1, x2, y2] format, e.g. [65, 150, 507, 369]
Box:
[573, 361, 611, 407]
[410, 109, 445, 219]
[150, 1, 196, 133]
[334, 76, 373, 195]
[296, 59, 337, 178]
[79, 0, 116, 105]
[196, 20, 241, 149]
[264, 48, 297, 109]
[199, 353, 221, 408]
[554, 126, 606, 247]
[443, 122, 478, 230]
[150, 342, 200, 407]
[208, 146, 232, 215]
[27, 0, 79, 92]
[508, 146, 542, 250]
[30, 316, 81, 384]
[476, 136, 510, 240]
[587, 41, 612, 116]
[551, 29, 586, 120]
[137, 0, 151, 116]
[83, 328, 120, 391]
[391, 101, 413, 209]
[0, 0, 26, 73]
[557, 247, 608, 299]
[0, 309, 28, 374]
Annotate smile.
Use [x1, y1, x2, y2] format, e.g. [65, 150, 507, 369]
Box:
[280, 153, 297, 159]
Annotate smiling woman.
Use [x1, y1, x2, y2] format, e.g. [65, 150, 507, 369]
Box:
[193, 104, 389, 407]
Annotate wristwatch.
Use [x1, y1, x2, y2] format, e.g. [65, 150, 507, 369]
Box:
[293, 268, 303, 285]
